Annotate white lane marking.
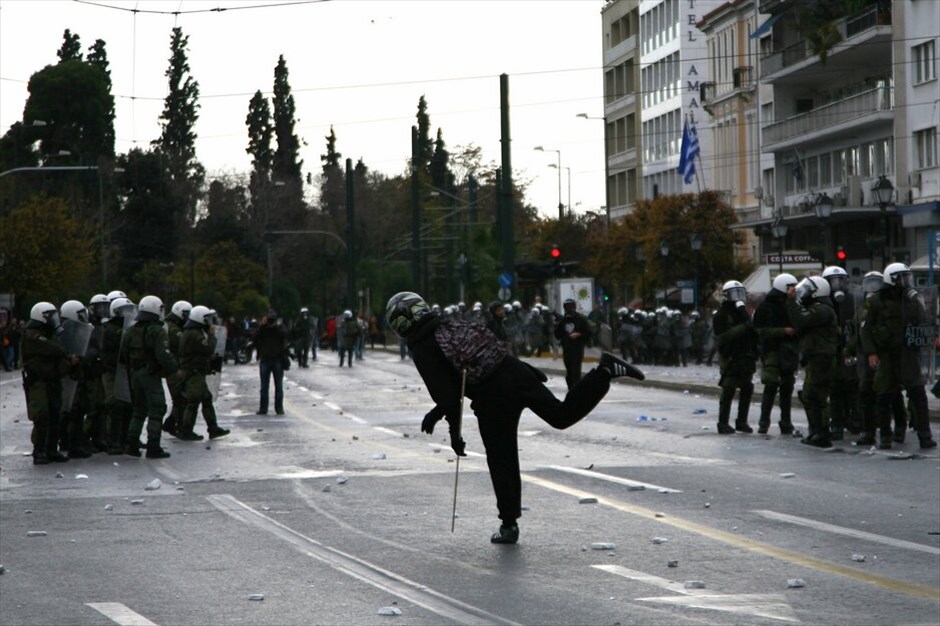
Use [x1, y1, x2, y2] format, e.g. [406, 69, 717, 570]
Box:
[373, 426, 403, 437]
[547, 465, 682, 494]
[754, 509, 940, 556]
[324, 401, 341, 411]
[206, 494, 518, 626]
[309, 392, 324, 400]
[85, 602, 158, 626]
[425, 443, 486, 459]
[0, 377, 21, 386]
[344, 413, 368, 424]
[593, 565, 799, 623]
[274, 469, 344, 479]
[518, 430, 541, 437]
[298, 386, 309, 392]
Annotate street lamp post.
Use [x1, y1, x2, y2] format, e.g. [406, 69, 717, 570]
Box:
[690, 233, 703, 310]
[813, 192, 834, 270]
[534, 146, 563, 220]
[871, 175, 895, 266]
[547, 163, 571, 217]
[660, 239, 670, 306]
[771, 215, 788, 274]
[576, 113, 610, 230]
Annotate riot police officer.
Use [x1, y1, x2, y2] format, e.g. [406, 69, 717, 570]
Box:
[178, 305, 230, 440]
[861, 263, 936, 449]
[162, 300, 191, 438]
[786, 276, 838, 448]
[122, 295, 180, 458]
[21, 302, 79, 464]
[713, 281, 758, 434]
[753, 273, 799, 435]
[822, 266, 859, 439]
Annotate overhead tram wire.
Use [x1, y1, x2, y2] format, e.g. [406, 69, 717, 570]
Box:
[73, 0, 332, 15]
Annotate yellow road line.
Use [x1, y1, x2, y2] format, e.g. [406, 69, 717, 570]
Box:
[521, 473, 940, 603]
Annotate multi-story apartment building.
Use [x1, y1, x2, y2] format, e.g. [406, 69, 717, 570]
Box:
[601, 0, 712, 220]
[756, 0, 938, 277]
[601, 0, 642, 221]
[698, 0, 771, 265]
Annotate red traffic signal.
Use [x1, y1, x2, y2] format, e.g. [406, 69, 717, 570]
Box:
[550, 245, 561, 259]
[836, 246, 847, 262]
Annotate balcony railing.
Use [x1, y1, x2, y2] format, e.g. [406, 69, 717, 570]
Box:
[763, 86, 892, 146]
[760, 6, 889, 78]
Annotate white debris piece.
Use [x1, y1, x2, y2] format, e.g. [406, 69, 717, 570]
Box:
[371, 452, 387, 460]
[684, 581, 706, 589]
[336, 476, 348, 485]
[779, 472, 796, 479]
[579, 497, 598, 504]
[704, 502, 711, 508]
[112, 462, 119, 467]
[261, 506, 271, 512]
[104, 504, 114, 511]
[247, 594, 264, 601]
[652, 537, 669, 544]
[851, 554, 866, 562]
[591, 543, 616, 551]
[787, 578, 806, 588]
[145, 478, 162, 491]
[130, 499, 144, 505]
[26, 531, 47, 537]
[75, 474, 89, 480]
[377, 606, 402, 616]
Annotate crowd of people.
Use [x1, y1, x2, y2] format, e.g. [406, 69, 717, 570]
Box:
[7, 259, 937, 465]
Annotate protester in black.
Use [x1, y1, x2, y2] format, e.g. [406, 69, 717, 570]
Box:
[554, 298, 592, 390]
[386, 292, 644, 545]
[252, 310, 288, 415]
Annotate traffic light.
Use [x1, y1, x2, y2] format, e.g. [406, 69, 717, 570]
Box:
[550, 244, 561, 276]
[836, 245, 847, 263]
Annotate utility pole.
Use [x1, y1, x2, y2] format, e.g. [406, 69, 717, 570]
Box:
[411, 126, 421, 290]
[499, 74, 515, 292]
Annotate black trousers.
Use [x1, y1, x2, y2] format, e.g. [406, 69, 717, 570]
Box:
[469, 357, 611, 524]
[561, 343, 585, 390]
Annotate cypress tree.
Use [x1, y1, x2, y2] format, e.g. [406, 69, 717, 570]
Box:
[57, 29, 82, 63]
[271, 55, 304, 211]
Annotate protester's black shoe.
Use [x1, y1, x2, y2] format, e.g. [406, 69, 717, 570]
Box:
[716, 423, 735, 435]
[757, 422, 769, 435]
[878, 439, 892, 450]
[275, 410, 285, 416]
[124, 443, 142, 458]
[32, 452, 50, 465]
[920, 438, 937, 450]
[807, 434, 833, 448]
[855, 433, 876, 446]
[256, 410, 268, 416]
[735, 422, 753, 434]
[830, 430, 844, 441]
[145, 446, 171, 459]
[177, 432, 204, 441]
[599, 353, 644, 380]
[162, 419, 177, 436]
[490, 523, 519, 544]
[208, 428, 230, 440]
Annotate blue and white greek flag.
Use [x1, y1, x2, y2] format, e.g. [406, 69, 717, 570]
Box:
[677, 120, 700, 185]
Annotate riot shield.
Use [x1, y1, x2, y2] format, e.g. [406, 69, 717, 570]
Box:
[908, 285, 938, 389]
[597, 323, 613, 351]
[114, 308, 137, 403]
[60, 318, 94, 411]
[206, 324, 227, 400]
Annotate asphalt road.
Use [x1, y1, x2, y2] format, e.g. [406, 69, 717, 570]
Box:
[1, 351, 938, 626]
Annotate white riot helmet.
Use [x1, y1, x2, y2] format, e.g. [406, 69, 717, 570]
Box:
[60, 300, 89, 323]
[772, 273, 798, 294]
[107, 290, 127, 302]
[722, 280, 746, 304]
[89, 294, 110, 320]
[189, 305, 216, 327]
[109, 297, 134, 319]
[171, 300, 192, 322]
[530, 306, 541, 316]
[862, 271, 884, 294]
[343, 309, 353, 319]
[617, 307, 629, 316]
[822, 266, 849, 302]
[883, 262, 913, 289]
[137, 295, 165, 321]
[512, 300, 522, 310]
[503, 303, 513, 314]
[796, 276, 831, 301]
[472, 301, 483, 312]
[30, 301, 60, 328]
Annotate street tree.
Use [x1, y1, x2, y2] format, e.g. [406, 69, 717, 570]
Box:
[415, 95, 433, 171]
[271, 55, 304, 215]
[320, 125, 344, 219]
[86, 39, 115, 156]
[154, 26, 204, 226]
[57, 29, 82, 63]
[0, 196, 95, 306]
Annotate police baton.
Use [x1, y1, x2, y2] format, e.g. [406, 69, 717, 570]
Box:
[451, 368, 466, 533]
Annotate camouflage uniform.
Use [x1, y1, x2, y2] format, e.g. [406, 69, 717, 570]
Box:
[178, 325, 225, 439]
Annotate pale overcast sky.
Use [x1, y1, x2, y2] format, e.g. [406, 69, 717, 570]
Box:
[0, 0, 609, 217]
